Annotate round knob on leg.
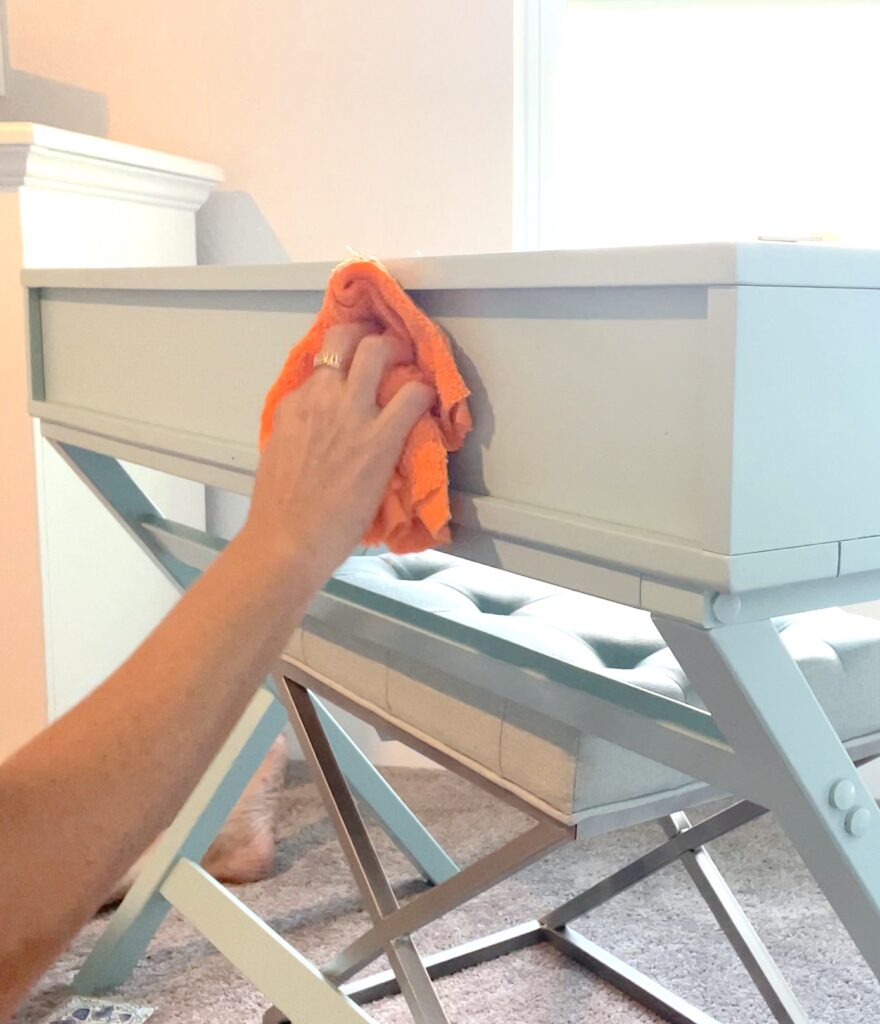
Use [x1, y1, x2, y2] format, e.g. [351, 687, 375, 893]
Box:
[829, 779, 857, 811]
[845, 807, 872, 838]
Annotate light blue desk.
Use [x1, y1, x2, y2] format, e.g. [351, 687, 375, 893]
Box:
[23, 243, 880, 1022]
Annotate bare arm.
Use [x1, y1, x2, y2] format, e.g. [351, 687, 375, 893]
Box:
[0, 325, 433, 1019]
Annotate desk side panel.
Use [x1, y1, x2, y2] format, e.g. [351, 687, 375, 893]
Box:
[731, 286, 880, 551]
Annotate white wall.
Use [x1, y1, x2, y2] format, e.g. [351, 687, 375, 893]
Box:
[3, 0, 514, 262]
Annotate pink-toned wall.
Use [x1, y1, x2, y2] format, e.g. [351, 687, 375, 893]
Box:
[0, 197, 47, 756]
[0, 0, 514, 758]
[5, 0, 515, 261]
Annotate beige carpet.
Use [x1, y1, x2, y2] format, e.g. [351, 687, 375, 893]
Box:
[13, 763, 880, 1023]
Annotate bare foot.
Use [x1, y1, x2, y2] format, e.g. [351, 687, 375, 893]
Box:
[104, 734, 288, 906]
[202, 735, 287, 883]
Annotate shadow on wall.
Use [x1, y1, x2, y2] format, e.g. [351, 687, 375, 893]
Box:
[0, 1, 107, 134]
[197, 191, 289, 266]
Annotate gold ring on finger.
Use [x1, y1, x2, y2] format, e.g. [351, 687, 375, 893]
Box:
[313, 351, 348, 372]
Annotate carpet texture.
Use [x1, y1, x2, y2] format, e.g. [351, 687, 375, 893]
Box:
[14, 763, 880, 1023]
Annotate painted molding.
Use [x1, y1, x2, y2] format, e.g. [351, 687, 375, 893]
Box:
[0, 122, 216, 753]
[0, 122, 222, 210]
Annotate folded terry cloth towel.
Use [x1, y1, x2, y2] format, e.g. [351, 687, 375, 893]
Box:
[259, 258, 472, 554]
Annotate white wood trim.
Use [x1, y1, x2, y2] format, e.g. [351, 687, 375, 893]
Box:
[0, 122, 221, 210]
[513, 0, 565, 250]
[5, 125, 218, 739]
[0, 122, 222, 182]
[512, 0, 540, 250]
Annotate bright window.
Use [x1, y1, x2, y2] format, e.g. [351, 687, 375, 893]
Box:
[533, 0, 880, 248]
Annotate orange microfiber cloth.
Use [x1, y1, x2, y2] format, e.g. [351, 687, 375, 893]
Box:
[259, 258, 472, 554]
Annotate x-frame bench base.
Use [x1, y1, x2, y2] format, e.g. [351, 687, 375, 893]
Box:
[261, 670, 876, 1024]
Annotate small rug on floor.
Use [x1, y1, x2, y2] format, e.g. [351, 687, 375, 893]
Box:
[14, 763, 880, 1024]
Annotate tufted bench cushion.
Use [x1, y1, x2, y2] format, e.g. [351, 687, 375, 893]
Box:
[283, 552, 880, 824]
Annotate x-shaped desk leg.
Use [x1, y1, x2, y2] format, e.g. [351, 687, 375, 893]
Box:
[50, 443, 456, 993]
[656, 616, 880, 984]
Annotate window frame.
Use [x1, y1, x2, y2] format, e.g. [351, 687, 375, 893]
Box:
[513, 0, 566, 250]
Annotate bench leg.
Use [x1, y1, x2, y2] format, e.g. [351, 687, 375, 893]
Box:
[661, 810, 808, 1024]
[283, 679, 453, 1024]
[314, 697, 458, 886]
[656, 616, 880, 984]
[268, 665, 827, 1024]
[539, 798, 808, 1024]
[274, 674, 573, 1024]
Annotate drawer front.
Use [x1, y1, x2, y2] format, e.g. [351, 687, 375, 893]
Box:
[30, 281, 734, 561]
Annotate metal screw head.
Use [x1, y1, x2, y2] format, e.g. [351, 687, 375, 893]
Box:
[845, 807, 872, 838]
[829, 779, 857, 811]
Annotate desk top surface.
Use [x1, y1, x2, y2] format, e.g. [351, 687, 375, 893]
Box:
[22, 240, 880, 292]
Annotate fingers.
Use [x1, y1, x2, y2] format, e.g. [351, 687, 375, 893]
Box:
[377, 381, 435, 448]
[346, 334, 393, 406]
[347, 331, 414, 409]
[315, 321, 379, 373]
[314, 324, 433, 450]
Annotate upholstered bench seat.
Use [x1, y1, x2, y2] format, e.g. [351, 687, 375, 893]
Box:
[283, 552, 880, 826]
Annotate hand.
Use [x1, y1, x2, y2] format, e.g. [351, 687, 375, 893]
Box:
[243, 322, 434, 585]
